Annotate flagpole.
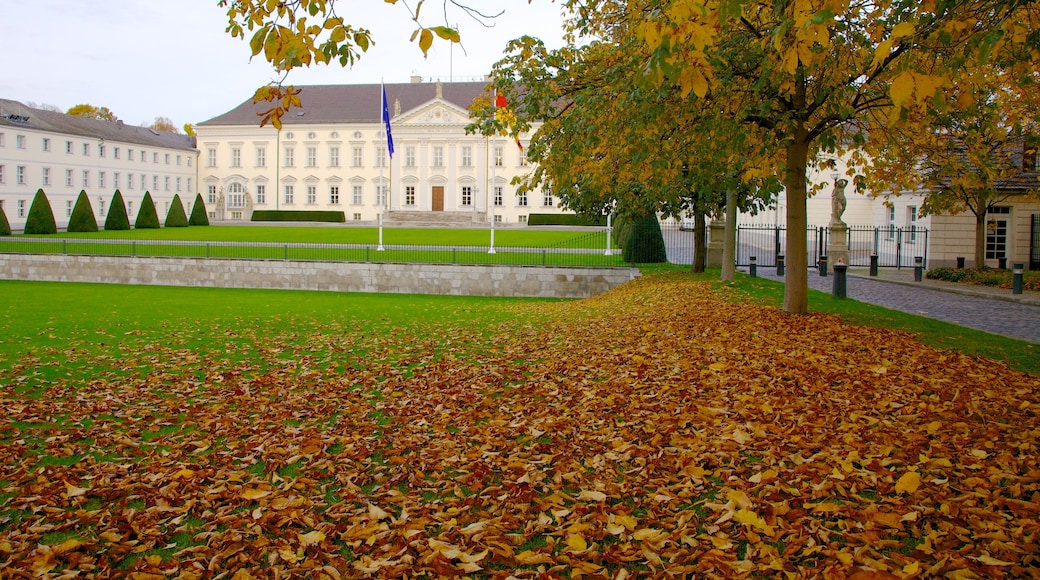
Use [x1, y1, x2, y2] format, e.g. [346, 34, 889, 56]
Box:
[378, 82, 385, 252]
[488, 90, 498, 255]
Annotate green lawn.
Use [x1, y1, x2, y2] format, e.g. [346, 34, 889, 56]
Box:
[47, 225, 607, 247]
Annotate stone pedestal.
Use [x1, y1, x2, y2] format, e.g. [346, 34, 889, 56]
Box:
[707, 219, 725, 268]
[827, 223, 849, 268]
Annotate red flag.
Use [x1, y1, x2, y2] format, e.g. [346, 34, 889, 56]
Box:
[495, 93, 508, 108]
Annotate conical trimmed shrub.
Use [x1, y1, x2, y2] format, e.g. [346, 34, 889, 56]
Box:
[622, 215, 667, 263]
[24, 189, 58, 235]
[188, 193, 210, 226]
[0, 203, 11, 236]
[165, 194, 188, 227]
[135, 191, 160, 229]
[67, 190, 99, 232]
[105, 190, 130, 231]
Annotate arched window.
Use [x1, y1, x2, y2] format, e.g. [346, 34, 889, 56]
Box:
[228, 182, 246, 208]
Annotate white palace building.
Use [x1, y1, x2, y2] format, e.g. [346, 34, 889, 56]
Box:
[0, 99, 198, 229]
[195, 78, 559, 225]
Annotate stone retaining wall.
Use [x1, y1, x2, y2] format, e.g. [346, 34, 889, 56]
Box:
[0, 254, 638, 298]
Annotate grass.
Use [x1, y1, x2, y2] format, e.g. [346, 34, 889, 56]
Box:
[21, 225, 606, 246]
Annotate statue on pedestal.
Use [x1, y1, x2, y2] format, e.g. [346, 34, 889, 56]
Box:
[830, 178, 849, 227]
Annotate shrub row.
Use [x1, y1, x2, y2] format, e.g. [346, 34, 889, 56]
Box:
[527, 213, 607, 227]
[7, 190, 209, 235]
[927, 266, 1040, 291]
[251, 210, 346, 223]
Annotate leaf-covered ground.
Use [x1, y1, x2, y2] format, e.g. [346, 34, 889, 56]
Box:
[1, 274, 1038, 578]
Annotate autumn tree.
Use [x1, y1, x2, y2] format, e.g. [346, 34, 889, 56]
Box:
[183, 123, 197, 137]
[149, 117, 179, 134]
[67, 190, 99, 233]
[512, 0, 1037, 313]
[67, 104, 119, 121]
[866, 57, 1040, 268]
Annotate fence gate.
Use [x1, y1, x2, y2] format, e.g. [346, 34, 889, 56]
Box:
[1031, 214, 1040, 271]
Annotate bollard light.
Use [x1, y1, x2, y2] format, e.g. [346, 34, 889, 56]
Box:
[832, 259, 847, 299]
[819, 255, 828, 277]
[776, 254, 785, 277]
[749, 256, 757, 278]
[1013, 263, 1024, 295]
[869, 254, 878, 277]
[914, 256, 923, 282]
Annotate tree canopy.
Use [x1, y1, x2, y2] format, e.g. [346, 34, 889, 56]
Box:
[66, 104, 119, 122]
[487, 0, 1038, 313]
[149, 117, 180, 134]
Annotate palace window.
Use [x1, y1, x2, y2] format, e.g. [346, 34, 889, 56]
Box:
[433, 146, 444, 167]
[255, 184, 266, 204]
[231, 147, 241, 167]
[42, 167, 51, 186]
[405, 146, 416, 167]
[461, 186, 473, 206]
[329, 185, 340, 205]
[494, 186, 503, 207]
[207, 148, 217, 167]
[329, 146, 340, 167]
[284, 184, 295, 205]
[405, 185, 415, 206]
[461, 146, 472, 167]
[352, 185, 363, 205]
[256, 147, 266, 167]
[284, 147, 295, 167]
[307, 185, 317, 205]
[352, 146, 363, 167]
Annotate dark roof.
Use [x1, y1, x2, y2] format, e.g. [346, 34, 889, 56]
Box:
[0, 99, 196, 151]
[197, 81, 490, 126]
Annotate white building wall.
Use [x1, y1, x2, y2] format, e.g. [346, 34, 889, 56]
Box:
[0, 123, 198, 230]
[195, 93, 555, 224]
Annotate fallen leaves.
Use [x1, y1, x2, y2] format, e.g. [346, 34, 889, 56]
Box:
[1, 274, 1038, 577]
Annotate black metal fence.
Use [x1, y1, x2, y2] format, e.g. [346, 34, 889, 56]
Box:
[659, 222, 929, 269]
[0, 232, 625, 268]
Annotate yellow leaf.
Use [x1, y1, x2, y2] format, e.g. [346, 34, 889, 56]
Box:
[709, 362, 728, 371]
[173, 468, 196, 479]
[515, 550, 553, 565]
[890, 72, 915, 109]
[368, 503, 390, 521]
[418, 28, 434, 56]
[566, 533, 588, 552]
[895, 471, 922, 494]
[972, 553, 1014, 566]
[64, 481, 89, 498]
[578, 490, 607, 502]
[903, 561, 920, 575]
[298, 530, 325, 547]
[633, 528, 661, 541]
[726, 489, 752, 509]
[240, 489, 272, 500]
[734, 509, 774, 534]
[926, 421, 942, 435]
[891, 22, 915, 39]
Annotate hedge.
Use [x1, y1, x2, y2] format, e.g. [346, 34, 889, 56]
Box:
[135, 192, 160, 229]
[622, 215, 667, 263]
[927, 266, 1040, 292]
[105, 190, 131, 231]
[67, 190, 99, 233]
[189, 193, 210, 226]
[24, 189, 57, 235]
[0, 203, 11, 236]
[251, 210, 346, 223]
[165, 194, 189, 228]
[527, 213, 607, 226]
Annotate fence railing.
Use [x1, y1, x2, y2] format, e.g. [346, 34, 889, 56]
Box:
[0, 236, 626, 268]
[660, 223, 929, 269]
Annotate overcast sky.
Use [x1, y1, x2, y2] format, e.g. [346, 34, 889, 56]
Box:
[0, 0, 566, 128]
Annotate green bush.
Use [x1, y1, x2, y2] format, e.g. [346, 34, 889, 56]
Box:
[527, 213, 607, 226]
[927, 266, 1040, 291]
[622, 215, 667, 263]
[135, 192, 161, 229]
[251, 210, 345, 223]
[165, 194, 189, 228]
[0, 203, 11, 236]
[24, 189, 57, 235]
[188, 193, 210, 226]
[105, 190, 131, 231]
[67, 190, 99, 232]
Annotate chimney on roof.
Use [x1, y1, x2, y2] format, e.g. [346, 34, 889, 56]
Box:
[410, 75, 422, 84]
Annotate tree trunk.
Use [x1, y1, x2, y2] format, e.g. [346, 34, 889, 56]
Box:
[975, 213, 987, 269]
[691, 207, 706, 273]
[721, 189, 737, 281]
[782, 130, 811, 314]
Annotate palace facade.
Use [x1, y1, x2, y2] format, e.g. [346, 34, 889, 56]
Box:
[195, 79, 558, 224]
